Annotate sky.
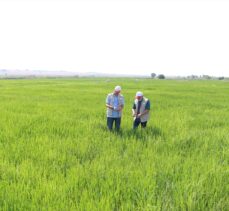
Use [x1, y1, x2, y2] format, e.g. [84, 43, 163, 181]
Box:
[0, 0, 229, 77]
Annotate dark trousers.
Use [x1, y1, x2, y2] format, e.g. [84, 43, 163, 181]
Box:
[133, 118, 147, 129]
[107, 117, 121, 131]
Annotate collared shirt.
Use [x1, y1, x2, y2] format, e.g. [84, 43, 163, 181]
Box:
[106, 94, 124, 118]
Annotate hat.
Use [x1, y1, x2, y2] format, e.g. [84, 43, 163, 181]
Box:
[114, 85, 121, 91]
[136, 91, 143, 97]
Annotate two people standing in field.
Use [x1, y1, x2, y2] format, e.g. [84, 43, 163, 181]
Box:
[106, 86, 150, 131]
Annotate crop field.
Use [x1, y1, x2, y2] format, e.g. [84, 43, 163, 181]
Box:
[0, 78, 228, 210]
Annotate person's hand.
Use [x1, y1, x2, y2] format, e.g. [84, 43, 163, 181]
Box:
[137, 113, 142, 118]
[117, 106, 122, 111]
[113, 106, 118, 111]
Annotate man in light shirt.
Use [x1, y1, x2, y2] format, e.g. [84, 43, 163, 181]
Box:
[106, 86, 124, 131]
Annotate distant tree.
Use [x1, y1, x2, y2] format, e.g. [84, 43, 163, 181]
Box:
[151, 73, 156, 78]
[157, 74, 165, 79]
[218, 76, 224, 80]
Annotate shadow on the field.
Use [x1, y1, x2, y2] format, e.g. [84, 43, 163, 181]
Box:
[124, 126, 163, 141]
[105, 126, 163, 142]
[98, 123, 163, 141]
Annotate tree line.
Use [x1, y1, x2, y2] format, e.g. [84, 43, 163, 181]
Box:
[151, 73, 226, 80]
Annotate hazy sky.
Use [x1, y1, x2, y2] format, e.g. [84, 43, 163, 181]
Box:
[0, 0, 229, 76]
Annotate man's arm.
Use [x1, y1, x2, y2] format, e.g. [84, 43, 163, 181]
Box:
[106, 95, 113, 110]
[117, 104, 124, 111]
[132, 103, 136, 117]
[132, 109, 137, 117]
[117, 97, 124, 111]
[106, 104, 114, 110]
[137, 109, 149, 117]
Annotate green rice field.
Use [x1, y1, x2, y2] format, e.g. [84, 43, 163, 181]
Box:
[0, 78, 228, 210]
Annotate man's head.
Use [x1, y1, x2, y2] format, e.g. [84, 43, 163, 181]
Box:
[135, 91, 143, 101]
[114, 85, 121, 95]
